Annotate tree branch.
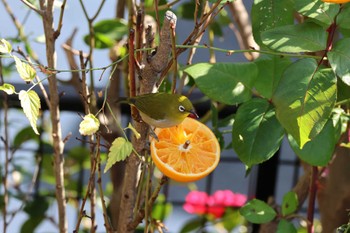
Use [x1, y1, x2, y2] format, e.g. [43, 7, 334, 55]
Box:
[20, 0, 44, 15]
[39, 0, 67, 232]
[117, 11, 176, 233]
[228, 0, 259, 60]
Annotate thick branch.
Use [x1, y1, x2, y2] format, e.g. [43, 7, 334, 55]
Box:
[140, 10, 177, 93]
[117, 11, 176, 233]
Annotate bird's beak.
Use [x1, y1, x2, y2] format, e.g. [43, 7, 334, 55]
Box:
[188, 110, 199, 119]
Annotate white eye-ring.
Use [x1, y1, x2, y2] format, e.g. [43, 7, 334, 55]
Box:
[179, 105, 186, 112]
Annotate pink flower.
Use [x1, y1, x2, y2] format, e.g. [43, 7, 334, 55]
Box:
[207, 190, 247, 218]
[183, 190, 247, 219]
[231, 193, 248, 207]
[183, 191, 209, 215]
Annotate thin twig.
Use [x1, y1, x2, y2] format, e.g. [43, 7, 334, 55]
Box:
[170, 21, 177, 94]
[129, 29, 136, 98]
[178, 1, 211, 93]
[133, 162, 147, 220]
[96, 135, 114, 233]
[136, 10, 144, 63]
[154, 0, 160, 38]
[79, 50, 97, 232]
[128, 29, 139, 123]
[2, 0, 40, 62]
[89, 144, 97, 233]
[307, 166, 319, 233]
[54, 0, 68, 39]
[128, 175, 168, 230]
[194, 0, 199, 25]
[228, 0, 260, 60]
[144, 0, 180, 11]
[144, 164, 152, 233]
[20, 0, 44, 15]
[157, 1, 225, 87]
[175, 44, 321, 59]
[91, 0, 106, 22]
[0, 56, 9, 233]
[73, 152, 98, 233]
[79, 50, 90, 114]
[208, 28, 216, 63]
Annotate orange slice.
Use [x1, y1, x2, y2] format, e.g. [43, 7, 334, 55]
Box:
[151, 117, 220, 182]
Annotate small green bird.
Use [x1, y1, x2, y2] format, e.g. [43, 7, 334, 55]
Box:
[124, 92, 198, 128]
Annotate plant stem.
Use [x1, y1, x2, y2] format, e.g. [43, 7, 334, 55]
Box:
[175, 44, 321, 59]
[0, 55, 9, 233]
[307, 166, 318, 233]
[96, 135, 114, 233]
[170, 19, 177, 94]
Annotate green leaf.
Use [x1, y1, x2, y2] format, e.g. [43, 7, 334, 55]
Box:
[222, 208, 245, 231]
[232, 99, 284, 168]
[13, 55, 36, 82]
[0, 195, 4, 210]
[210, 21, 223, 37]
[179, 217, 203, 233]
[41, 151, 56, 184]
[261, 22, 327, 52]
[0, 83, 15, 95]
[288, 119, 336, 166]
[23, 196, 49, 217]
[254, 55, 292, 99]
[104, 137, 132, 173]
[176, 2, 201, 20]
[295, 0, 339, 26]
[79, 113, 100, 136]
[68, 146, 90, 164]
[83, 19, 128, 49]
[282, 191, 298, 216]
[328, 38, 350, 85]
[0, 38, 12, 54]
[209, 0, 234, 3]
[151, 194, 173, 221]
[217, 113, 235, 128]
[20, 216, 45, 233]
[251, 0, 294, 46]
[337, 77, 350, 102]
[337, 4, 350, 30]
[277, 219, 297, 233]
[19, 90, 41, 135]
[332, 108, 347, 141]
[13, 126, 39, 148]
[211, 103, 225, 149]
[337, 223, 350, 233]
[290, 108, 344, 165]
[272, 58, 337, 148]
[239, 199, 277, 224]
[184, 62, 257, 105]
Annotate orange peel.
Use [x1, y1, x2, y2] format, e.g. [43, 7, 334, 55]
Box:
[151, 118, 220, 182]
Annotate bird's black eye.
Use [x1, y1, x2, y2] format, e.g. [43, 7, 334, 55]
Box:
[179, 105, 186, 112]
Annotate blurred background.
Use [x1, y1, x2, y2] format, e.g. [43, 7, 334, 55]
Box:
[0, 1, 307, 232]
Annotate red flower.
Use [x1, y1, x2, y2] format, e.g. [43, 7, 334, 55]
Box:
[183, 190, 247, 219]
[183, 191, 209, 215]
